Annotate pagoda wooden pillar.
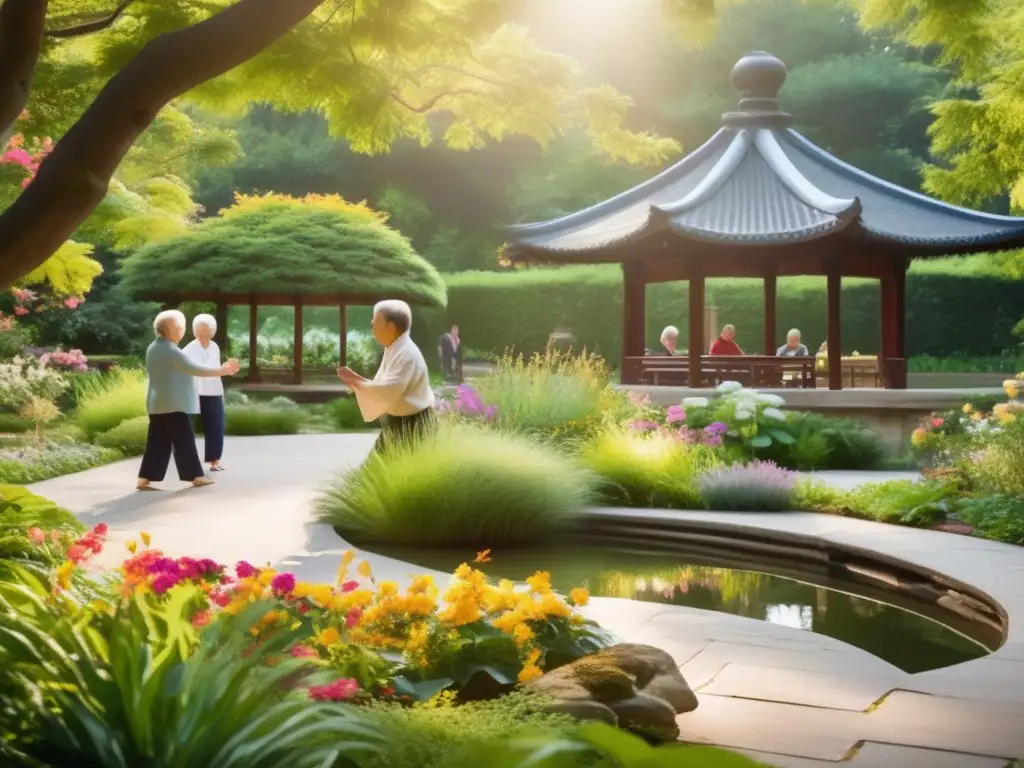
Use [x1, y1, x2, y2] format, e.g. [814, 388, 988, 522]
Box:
[214, 301, 229, 356]
[621, 262, 646, 384]
[826, 270, 842, 391]
[763, 273, 777, 356]
[880, 259, 908, 389]
[247, 298, 259, 382]
[293, 299, 304, 385]
[688, 267, 706, 387]
[338, 304, 348, 368]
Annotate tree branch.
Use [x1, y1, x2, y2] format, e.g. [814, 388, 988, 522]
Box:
[0, 0, 49, 139]
[0, 0, 328, 289]
[44, 0, 135, 39]
[390, 88, 484, 114]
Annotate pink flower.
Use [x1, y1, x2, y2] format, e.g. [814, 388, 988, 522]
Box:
[66, 544, 87, 563]
[290, 644, 317, 658]
[63, 297, 81, 310]
[209, 589, 231, 607]
[27, 527, 45, 545]
[340, 580, 360, 593]
[93, 523, 108, 536]
[666, 405, 686, 424]
[345, 607, 362, 628]
[49, 529, 61, 545]
[191, 610, 212, 628]
[235, 561, 257, 578]
[1, 147, 33, 168]
[13, 306, 28, 316]
[308, 678, 359, 702]
[271, 572, 296, 595]
[932, 417, 944, 428]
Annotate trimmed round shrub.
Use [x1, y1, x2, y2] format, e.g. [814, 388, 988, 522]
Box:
[95, 415, 150, 456]
[326, 396, 367, 430]
[579, 428, 723, 510]
[75, 368, 147, 439]
[315, 424, 597, 546]
[224, 389, 250, 406]
[225, 404, 305, 436]
[268, 396, 300, 410]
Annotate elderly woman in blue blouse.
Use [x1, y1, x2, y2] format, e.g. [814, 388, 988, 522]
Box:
[184, 313, 228, 472]
[137, 310, 239, 491]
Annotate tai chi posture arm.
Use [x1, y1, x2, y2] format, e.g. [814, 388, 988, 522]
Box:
[137, 310, 239, 491]
[337, 299, 434, 453]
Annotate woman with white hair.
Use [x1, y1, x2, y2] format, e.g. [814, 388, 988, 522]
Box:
[184, 313, 228, 471]
[777, 328, 810, 357]
[138, 310, 239, 490]
[660, 325, 680, 355]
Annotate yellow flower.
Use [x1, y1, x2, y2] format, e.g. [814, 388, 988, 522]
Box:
[140, 532, 151, 548]
[437, 599, 481, 626]
[569, 587, 590, 607]
[512, 622, 534, 646]
[406, 622, 430, 654]
[357, 560, 373, 579]
[341, 551, 356, 567]
[473, 549, 492, 564]
[962, 403, 974, 414]
[971, 411, 983, 423]
[518, 663, 544, 684]
[526, 571, 552, 594]
[291, 581, 315, 600]
[257, 569, 276, 587]
[377, 581, 399, 598]
[56, 561, 75, 590]
[408, 575, 437, 597]
[315, 627, 341, 646]
[453, 562, 473, 581]
[527, 647, 542, 665]
[311, 584, 334, 608]
[539, 593, 571, 619]
[126, 541, 137, 554]
[1004, 379, 1020, 398]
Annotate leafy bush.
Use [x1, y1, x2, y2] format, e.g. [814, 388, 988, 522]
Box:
[673, 383, 797, 459]
[956, 495, 1024, 545]
[0, 441, 122, 484]
[364, 692, 580, 768]
[0, 486, 83, 565]
[224, 388, 250, 405]
[766, 412, 887, 470]
[579, 428, 723, 510]
[268, 395, 300, 410]
[95, 415, 150, 456]
[75, 367, 147, 439]
[0, 355, 68, 414]
[316, 424, 597, 546]
[971, 417, 1024, 496]
[225, 404, 305, 436]
[0, 413, 32, 433]
[843, 479, 955, 526]
[327, 396, 368, 430]
[697, 461, 797, 512]
[792, 479, 849, 515]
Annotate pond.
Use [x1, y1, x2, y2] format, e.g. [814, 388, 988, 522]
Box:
[379, 545, 991, 674]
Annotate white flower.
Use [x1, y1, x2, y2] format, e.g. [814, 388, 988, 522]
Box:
[763, 407, 786, 421]
[756, 393, 786, 407]
[682, 397, 710, 409]
[734, 407, 755, 421]
[716, 381, 744, 394]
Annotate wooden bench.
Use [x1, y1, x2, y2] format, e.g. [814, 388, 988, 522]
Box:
[628, 355, 816, 388]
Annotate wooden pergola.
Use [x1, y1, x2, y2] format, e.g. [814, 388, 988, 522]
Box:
[506, 51, 1024, 390]
[152, 290, 435, 384]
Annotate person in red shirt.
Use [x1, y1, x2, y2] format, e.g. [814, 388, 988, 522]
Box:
[709, 324, 744, 356]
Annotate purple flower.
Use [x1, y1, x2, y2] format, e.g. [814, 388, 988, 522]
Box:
[271, 572, 296, 595]
[666, 405, 686, 424]
[704, 422, 728, 437]
[698, 461, 796, 512]
[629, 420, 660, 432]
[483, 405, 498, 422]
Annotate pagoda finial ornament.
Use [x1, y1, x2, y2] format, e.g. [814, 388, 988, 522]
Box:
[723, 51, 792, 128]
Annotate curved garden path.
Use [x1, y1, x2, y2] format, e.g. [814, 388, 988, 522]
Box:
[28, 435, 1024, 768]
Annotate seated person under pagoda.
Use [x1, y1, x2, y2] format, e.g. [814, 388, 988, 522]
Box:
[777, 328, 810, 357]
[659, 325, 682, 355]
[709, 324, 744, 355]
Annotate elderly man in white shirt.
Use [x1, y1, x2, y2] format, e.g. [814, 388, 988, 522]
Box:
[183, 313, 228, 471]
[337, 299, 435, 453]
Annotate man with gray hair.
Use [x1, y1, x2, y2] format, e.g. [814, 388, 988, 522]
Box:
[337, 299, 435, 452]
[777, 328, 810, 357]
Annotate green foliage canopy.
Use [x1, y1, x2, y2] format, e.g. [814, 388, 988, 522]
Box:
[119, 194, 447, 308]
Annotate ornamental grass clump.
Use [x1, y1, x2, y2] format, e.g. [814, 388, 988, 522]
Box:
[96, 415, 150, 456]
[697, 461, 797, 512]
[316, 424, 597, 546]
[224, 404, 305, 436]
[74, 366, 146, 439]
[580, 427, 723, 510]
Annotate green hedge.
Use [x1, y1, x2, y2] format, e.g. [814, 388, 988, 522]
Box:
[411, 256, 1024, 365]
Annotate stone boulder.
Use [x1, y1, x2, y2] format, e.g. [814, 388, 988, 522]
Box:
[525, 643, 697, 740]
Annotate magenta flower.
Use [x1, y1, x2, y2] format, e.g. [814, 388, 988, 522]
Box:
[345, 607, 362, 628]
[151, 573, 181, 595]
[704, 421, 728, 437]
[308, 678, 359, 702]
[290, 644, 318, 659]
[271, 572, 296, 595]
[235, 561, 257, 579]
[340, 580, 360, 593]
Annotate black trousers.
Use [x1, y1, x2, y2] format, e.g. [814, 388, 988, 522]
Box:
[198, 395, 225, 462]
[138, 412, 205, 482]
[373, 408, 437, 455]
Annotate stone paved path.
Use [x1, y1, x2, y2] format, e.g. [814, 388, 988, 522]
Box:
[28, 436, 1022, 768]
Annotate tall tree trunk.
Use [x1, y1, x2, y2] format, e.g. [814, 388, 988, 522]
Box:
[0, 0, 49, 140]
[0, 0, 328, 289]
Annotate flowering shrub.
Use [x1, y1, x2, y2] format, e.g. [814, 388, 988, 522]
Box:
[0, 355, 68, 413]
[39, 347, 89, 373]
[0, 485, 83, 565]
[697, 461, 797, 512]
[675, 382, 797, 457]
[436, 384, 498, 422]
[0, 440, 122, 484]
